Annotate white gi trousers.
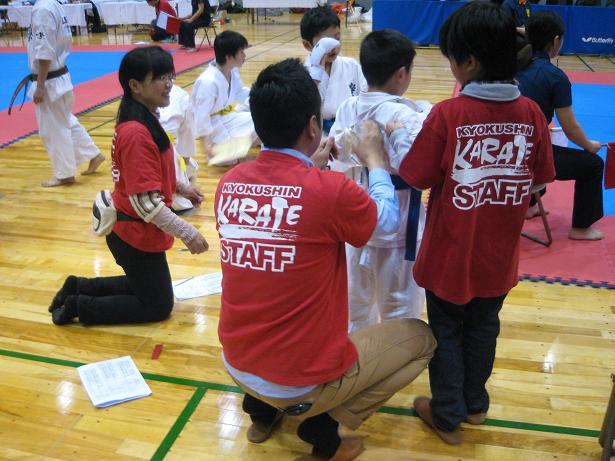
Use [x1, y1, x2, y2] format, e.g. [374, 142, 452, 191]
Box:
[347, 244, 425, 333]
[35, 91, 100, 179]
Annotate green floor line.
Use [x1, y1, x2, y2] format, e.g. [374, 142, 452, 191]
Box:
[151, 387, 207, 461]
[0, 347, 601, 441]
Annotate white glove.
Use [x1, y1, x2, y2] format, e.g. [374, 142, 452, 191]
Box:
[308, 37, 341, 67]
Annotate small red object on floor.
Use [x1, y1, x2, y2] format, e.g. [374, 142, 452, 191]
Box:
[605, 142, 615, 189]
[151, 344, 163, 360]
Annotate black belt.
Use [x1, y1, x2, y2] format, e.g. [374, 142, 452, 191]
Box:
[8, 66, 69, 115]
[117, 211, 142, 222]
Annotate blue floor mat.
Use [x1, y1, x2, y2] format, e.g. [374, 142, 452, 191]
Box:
[4, 51, 126, 111]
[566, 83, 615, 216]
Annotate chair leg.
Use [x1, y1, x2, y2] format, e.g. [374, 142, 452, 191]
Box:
[521, 192, 553, 247]
[599, 374, 615, 461]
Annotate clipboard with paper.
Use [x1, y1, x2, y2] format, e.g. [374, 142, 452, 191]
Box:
[156, 11, 180, 34]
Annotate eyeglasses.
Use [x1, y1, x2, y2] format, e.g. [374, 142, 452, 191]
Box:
[154, 73, 176, 83]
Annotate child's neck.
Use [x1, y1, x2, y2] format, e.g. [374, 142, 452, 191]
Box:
[368, 84, 403, 97]
[218, 62, 234, 81]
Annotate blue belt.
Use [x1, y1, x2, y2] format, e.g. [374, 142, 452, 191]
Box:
[390, 174, 421, 262]
[323, 118, 335, 134]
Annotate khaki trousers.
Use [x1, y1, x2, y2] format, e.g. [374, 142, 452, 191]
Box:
[234, 318, 436, 430]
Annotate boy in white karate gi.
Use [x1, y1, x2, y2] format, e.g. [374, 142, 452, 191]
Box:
[190, 30, 257, 162]
[330, 29, 432, 331]
[24, 0, 104, 187]
[158, 84, 201, 211]
[300, 5, 367, 134]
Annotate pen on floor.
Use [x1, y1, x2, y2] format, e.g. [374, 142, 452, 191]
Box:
[175, 276, 194, 286]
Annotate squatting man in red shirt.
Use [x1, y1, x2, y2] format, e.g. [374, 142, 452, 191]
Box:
[215, 58, 436, 461]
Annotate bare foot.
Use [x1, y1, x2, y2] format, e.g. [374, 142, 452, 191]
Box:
[41, 177, 75, 187]
[525, 204, 549, 220]
[81, 153, 105, 175]
[294, 437, 365, 461]
[568, 227, 604, 240]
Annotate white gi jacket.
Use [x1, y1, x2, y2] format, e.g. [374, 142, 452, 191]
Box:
[27, 0, 73, 102]
[314, 55, 367, 120]
[190, 62, 254, 144]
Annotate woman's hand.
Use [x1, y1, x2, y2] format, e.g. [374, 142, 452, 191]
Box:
[184, 233, 209, 254]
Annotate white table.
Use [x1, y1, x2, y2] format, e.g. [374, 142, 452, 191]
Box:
[243, 0, 325, 23]
[97, 0, 190, 25]
[7, 3, 92, 28]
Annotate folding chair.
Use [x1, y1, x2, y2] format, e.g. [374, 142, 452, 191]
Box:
[195, 4, 219, 50]
[521, 191, 552, 247]
[599, 374, 615, 461]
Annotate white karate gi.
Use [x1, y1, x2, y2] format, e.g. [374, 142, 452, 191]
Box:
[314, 55, 367, 121]
[27, 0, 100, 180]
[190, 62, 256, 158]
[330, 92, 432, 331]
[159, 85, 198, 211]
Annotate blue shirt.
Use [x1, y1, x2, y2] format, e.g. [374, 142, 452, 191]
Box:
[502, 0, 531, 27]
[516, 51, 572, 124]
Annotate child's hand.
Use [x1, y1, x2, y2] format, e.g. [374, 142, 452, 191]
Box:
[385, 120, 404, 136]
[308, 37, 341, 68]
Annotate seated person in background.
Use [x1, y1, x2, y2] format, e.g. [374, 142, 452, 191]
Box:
[517, 11, 605, 240]
[190, 30, 257, 162]
[147, 0, 177, 42]
[216, 58, 436, 461]
[158, 84, 201, 212]
[178, 0, 211, 51]
[300, 5, 367, 134]
[49, 47, 208, 326]
[329, 29, 431, 331]
[502, 0, 531, 34]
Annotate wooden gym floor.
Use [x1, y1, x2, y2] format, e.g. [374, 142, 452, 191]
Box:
[0, 12, 614, 461]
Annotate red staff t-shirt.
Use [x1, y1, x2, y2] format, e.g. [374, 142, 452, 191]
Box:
[156, 0, 177, 16]
[216, 151, 377, 386]
[399, 95, 555, 305]
[111, 121, 176, 252]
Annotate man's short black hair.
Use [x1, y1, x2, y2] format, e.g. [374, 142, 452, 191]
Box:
[250, 58, 321, 149]
[526, 11, 565, 52]
[300, 6, 340, 45]
[214, 30, 248, 64]
[360, 29, 416, 87]
[439, 1, 517, 81]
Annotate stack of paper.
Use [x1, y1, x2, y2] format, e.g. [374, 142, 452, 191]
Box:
[77, 356, 152, 408]
[172, 271, 223, 300]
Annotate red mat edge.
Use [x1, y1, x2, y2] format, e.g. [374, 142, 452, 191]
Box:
[0, 46, 214, 148]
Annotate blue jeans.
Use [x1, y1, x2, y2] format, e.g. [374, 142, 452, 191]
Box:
[425, 290, 506, 432]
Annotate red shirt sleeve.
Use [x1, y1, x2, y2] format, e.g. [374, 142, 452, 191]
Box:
[118, 123, 164, 196]
[329, 176, 377, 247]
[399, 105, 447, 190]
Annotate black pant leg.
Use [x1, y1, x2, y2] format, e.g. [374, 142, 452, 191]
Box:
[552, 144, 604, 228]
[76, 232, 174, 325]
[462, 294, 507, 415]
[242, 393, 279, 425]
[297, 412, 341, 459]
[425, 290, 467, 432]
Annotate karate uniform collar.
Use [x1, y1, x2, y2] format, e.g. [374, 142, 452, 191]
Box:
[459, 81, 520, 102]
[261, 146, 314, 167]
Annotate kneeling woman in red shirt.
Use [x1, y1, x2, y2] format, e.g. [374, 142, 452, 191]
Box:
[50, 46, 209, 326]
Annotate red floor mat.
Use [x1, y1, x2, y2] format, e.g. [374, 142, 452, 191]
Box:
[0, 45, 214, 148]
[519, 180, 615, 288]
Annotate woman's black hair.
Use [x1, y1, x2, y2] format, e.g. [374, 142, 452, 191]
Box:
[439, 1, 517, 82]
[526, 11, 565, 53]
[117, 46, 174, 153]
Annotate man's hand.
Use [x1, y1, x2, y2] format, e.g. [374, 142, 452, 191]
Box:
[184, 233, 209, 254]
[311, 136, 337, 169]
[183, 185, 204, 206]
[183, 17, 194, 23]
[352, 120, 388, 171]
[33, 84, 45, 104]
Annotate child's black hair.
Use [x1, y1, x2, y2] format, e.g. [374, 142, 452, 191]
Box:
[360, 29, 416, 87]
[214, 30, 248, 65]
[300, 6, 340, 45]
[526, 11, 565, 53]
